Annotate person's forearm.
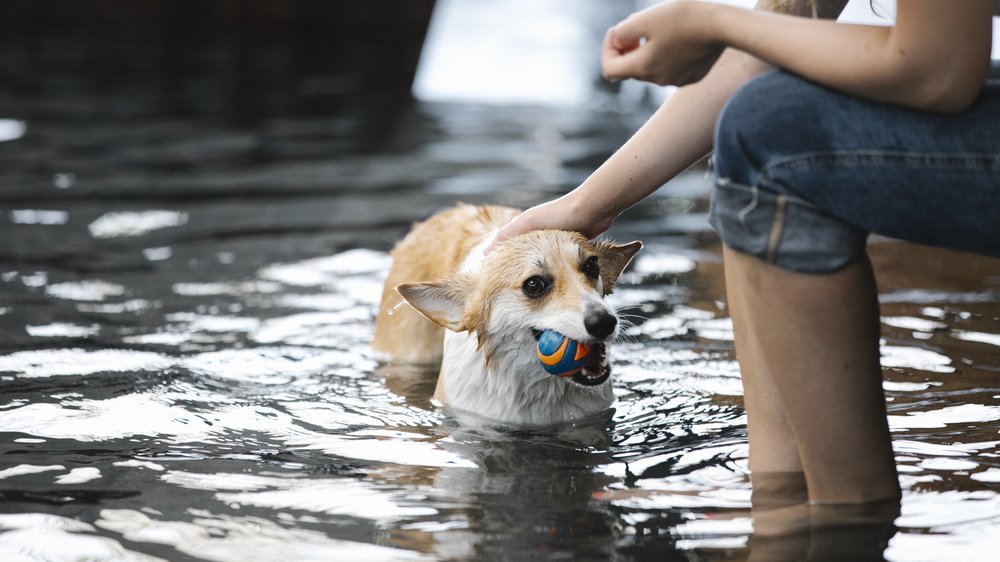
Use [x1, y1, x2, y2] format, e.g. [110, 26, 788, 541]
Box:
[709, 0, 994, 112]
[567, 0, 851, 227]
[567, 47, 769, 225]
[489, 57, 752, 243]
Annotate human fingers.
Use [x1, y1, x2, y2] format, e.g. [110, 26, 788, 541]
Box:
[485, 213, 534, 254]
[610, 13, 645, 53]
[601, 20, 643, 80]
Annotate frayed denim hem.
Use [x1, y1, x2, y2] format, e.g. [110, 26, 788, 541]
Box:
[709, 177, 868, 274]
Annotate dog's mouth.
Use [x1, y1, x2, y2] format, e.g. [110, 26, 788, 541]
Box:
[572, 342, 610, 386]
[531, 329, 611, 387]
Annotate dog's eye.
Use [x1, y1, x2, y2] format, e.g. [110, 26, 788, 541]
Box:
[522, 276, 550, 298]
[582, 256, 600, 279]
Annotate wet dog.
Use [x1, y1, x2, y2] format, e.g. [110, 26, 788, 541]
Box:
[373, 204, 641, 426]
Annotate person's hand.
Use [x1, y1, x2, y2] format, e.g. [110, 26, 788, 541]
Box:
[486, 196, 615, 253]
[602, 1, 725, 87]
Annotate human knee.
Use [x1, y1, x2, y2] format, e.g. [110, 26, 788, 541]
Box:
[714, 91, 756, 187]
[710, 73, 868, 274]
[714, 71, 783, 186]
[714, 70, 829, 186]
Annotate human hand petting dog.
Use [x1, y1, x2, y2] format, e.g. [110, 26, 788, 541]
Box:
[602, 1, 725, 87]
[488, 1, 730, 255]
[487, 195, 616, 254]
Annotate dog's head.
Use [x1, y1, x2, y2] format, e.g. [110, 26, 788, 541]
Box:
[396, 230, 641, 387]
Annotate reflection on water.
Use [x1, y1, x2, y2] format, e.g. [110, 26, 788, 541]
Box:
[2, 183, 997, 561]
[2, 1, 1000, 561]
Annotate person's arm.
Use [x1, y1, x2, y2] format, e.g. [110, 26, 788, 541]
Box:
[491, 0, 849, 245]
[605, 0, 994, 113]
[551, 46, 771, 238]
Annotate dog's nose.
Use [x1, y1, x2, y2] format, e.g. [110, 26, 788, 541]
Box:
[585, 309, 617, 339]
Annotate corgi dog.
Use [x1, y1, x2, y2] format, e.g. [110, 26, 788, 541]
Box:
[373, 204, 641, 426]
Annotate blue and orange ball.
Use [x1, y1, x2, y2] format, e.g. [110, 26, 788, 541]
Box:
[536, 329, 592, 377]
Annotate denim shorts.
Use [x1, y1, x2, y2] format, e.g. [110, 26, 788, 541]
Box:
[709, 64, 1000, 274]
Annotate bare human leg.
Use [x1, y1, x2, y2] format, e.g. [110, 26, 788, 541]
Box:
[724, 247, 807, 510]
[724, 245, 900, 505]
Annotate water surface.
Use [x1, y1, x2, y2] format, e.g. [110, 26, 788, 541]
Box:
[1, 2, 1000, 561]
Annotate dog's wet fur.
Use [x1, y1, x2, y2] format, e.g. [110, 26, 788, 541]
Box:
[373, 204, 641, 426]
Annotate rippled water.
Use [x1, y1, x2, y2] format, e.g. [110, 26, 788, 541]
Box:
[3, 4, 1000, 560]
[2, 97, 999, 561]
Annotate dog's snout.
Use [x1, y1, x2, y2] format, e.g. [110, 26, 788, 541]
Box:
[585, 308, 617, 339]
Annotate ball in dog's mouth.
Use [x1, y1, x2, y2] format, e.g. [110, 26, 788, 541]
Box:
[571, 342, 609, 386]
[531, 329, 611, 386]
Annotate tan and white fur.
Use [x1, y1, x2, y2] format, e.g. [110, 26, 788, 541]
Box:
[373, 204, 641, 426]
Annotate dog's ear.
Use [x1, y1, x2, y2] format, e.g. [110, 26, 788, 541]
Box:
[396, 278, 471, 331]
[595, 240, 642, 295]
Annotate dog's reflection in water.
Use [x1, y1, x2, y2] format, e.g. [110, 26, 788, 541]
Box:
[372, 372, 624, 560]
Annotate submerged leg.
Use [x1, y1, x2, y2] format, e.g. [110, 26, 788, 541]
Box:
[724, 247, 807, 507]
[709, 70, 924, 507]
[724, 247, 899, 504]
